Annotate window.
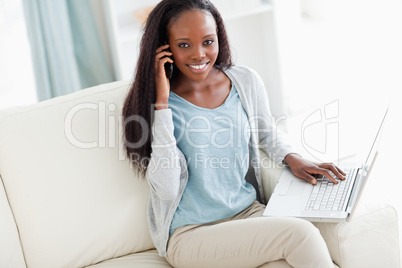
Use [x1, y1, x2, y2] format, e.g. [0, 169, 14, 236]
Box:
[0, 0, 37, 109]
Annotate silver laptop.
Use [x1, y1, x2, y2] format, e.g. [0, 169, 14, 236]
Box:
[263, 108, 388, 222]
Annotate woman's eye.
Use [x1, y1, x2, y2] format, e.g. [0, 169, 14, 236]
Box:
[204, 40, 214, 45]
[178, 43, 189, 48]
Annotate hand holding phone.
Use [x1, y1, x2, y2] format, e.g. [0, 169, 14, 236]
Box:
[164, 42, 174, 80]
[154, 43, 174, 109]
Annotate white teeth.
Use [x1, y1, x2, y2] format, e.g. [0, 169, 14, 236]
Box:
[189, 63, 207, 70]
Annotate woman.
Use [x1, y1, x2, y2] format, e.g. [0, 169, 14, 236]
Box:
[123, 0, 345, 267]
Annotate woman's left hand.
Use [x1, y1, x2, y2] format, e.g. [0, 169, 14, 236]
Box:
[284, 153, 346, 185]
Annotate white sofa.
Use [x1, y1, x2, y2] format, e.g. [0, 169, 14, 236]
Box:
[0, 80, 400, 268]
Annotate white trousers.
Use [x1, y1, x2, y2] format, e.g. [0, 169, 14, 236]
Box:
[166, 201, 334, 268]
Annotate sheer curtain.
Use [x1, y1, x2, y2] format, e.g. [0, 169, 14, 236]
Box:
[22, 0, 114, 101]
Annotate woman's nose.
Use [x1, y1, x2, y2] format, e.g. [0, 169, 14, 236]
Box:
[191, 46, 206, 60]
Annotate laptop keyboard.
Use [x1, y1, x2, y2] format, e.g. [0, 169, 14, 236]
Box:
[305, 168, 355, 211]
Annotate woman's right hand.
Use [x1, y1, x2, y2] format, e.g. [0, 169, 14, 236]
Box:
[154, 44, 174, 110]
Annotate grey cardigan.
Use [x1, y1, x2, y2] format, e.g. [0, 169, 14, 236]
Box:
[145, 65, 294, 257]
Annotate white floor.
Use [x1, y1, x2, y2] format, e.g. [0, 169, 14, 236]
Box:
[283, 0, 402, 260]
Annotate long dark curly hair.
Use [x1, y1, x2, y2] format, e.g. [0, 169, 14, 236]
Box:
[122, 0, 232, 176]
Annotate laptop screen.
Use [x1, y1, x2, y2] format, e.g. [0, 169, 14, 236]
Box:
[362, 108, 388, 176]
[347, 108, 388, 213]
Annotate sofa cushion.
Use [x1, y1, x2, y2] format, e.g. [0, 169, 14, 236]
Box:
[259, 149, 284, 203]
[0, 175, 26, 268]
[314, 204, 400, 268]
[0, 81, 155, 268]
[87, 249, 316, 268]
[88, 249, 172, 268]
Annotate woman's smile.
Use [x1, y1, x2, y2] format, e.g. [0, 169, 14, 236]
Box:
[187, 62, 209, 72]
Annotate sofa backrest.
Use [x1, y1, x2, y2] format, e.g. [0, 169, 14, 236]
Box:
[0, 80, 155, 268]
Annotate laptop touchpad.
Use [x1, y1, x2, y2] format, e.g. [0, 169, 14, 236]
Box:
[277, 179, 292, 195]
[276, 169, 294, 196]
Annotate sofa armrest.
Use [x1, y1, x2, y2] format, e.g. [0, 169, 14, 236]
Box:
[259, 149, 284, 203]
[259, 150, 401, 267]
[0, 175, 26, 268]
[314, 204, 401, 268]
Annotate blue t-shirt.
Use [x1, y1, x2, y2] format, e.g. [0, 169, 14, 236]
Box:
[168, 84, 256, 235]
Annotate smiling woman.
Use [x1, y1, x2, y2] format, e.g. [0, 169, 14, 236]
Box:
[122, 0, 343, 267]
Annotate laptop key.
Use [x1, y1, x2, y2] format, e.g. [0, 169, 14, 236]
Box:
[306, 167, 356, 211]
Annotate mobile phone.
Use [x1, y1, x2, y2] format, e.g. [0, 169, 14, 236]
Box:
[164, 41, 173, 80]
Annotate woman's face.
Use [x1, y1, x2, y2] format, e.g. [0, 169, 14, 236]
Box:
[167, 10, 219, 82]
